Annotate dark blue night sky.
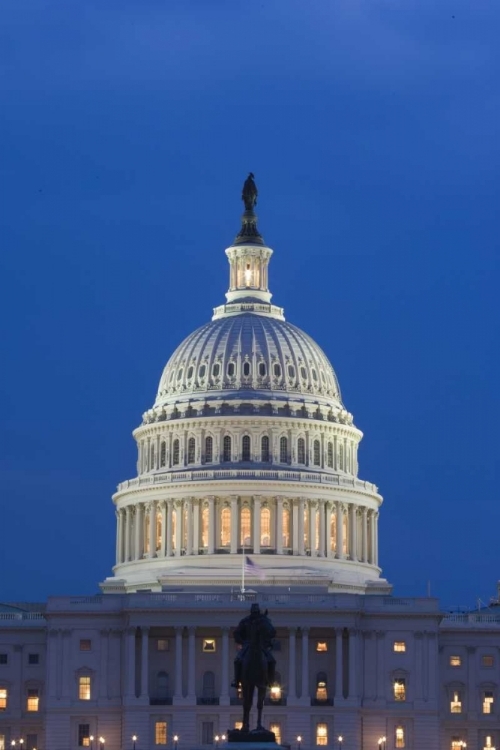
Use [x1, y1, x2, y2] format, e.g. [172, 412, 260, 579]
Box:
[1, 0, 499, 606]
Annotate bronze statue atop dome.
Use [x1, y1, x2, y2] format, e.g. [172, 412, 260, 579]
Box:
[242, 173, 258, 211]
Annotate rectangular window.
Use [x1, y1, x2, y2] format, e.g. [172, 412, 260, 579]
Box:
[155, 722, 168, 746]
[157, 639, 169, 652]
[484, 736, 494, 750]
[270, 724, 282, 745]
[78, 725, 90, 748]
[80, 639, 91, 652]
[393, 678, 406, 701]
[0, 688, 7, 710]
[450, 691, 462, 713]
[395, 727, 405, 749]
[483, 692, 494, 714]
[316, 680, 328, 701]
[393, 641, 406, 653]
[0, 655, 7, 665]
[316, 641, 328, 652]
[451, 739, 462, 750]
[26, 735, 37, 750]
[79, 675, 91, 700]
[0, 734, 5, 750]
[201, 722, 214, 745]
[450, 655, 461, 667]
[482, 655, 494, 667]
[269, 683, 282, 701]
[316, 723, 328, 747]
[203, 639, 216, 653]
[234, 723, 243, 731]
[28, 653, 39, 665]
[27, 688, 39, 712]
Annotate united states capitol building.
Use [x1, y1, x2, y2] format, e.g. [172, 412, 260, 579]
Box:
[1, 177, 499, 750]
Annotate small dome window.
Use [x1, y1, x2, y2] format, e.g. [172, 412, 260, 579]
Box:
[187, 366, 194, 379]
[169, 370, 175, 383]
[321, 370, 326, 384]
[312, 369, 318, 382]
[212, 363, 220, 377]
[199, 365, 206, 378]
[273, 363, 281, 378]
[177, 368, 183, 381]
[287, 365, 295, 378]
[300, 366, 307, 380]
[243, 362, 251, 377]
[227, 362, 235, 377]
[259, 363, 267, 377]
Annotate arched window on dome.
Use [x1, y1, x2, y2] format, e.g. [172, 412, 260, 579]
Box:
[297, 438, 306, 465]
[187, 437, 195, 465]
[241, 506, 251, 547]
[338, 444, 344, 471]
[330, 514, 337, 554]
[160, 441, 167, 468]
[220, 507, 231, 547]
[279, 436, 288, 464]
[201, 506, 209, 548]
[313, 439, 321, 466]
[205, 436, 213, 463]
[223, 436, 232, 463]
[242, 435, 251, 462]
[261, 507, 271, 547]
[157, 671, 170, 700]
[171, 508, 177, 552]
[261, 435, 270, 462]
[327, 442, 333, 468]
[150, 444, 155, 470]
[172, 439, 180, 466]
[156, 509, 162, 551]
[282, 507, 290, 548]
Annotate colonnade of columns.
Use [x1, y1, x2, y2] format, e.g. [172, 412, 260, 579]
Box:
[115, 497, 379, 568]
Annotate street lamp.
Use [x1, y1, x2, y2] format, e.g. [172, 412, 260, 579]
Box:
[132, 736, 137, 750]
[173, 736, 179, 750]
[338, 735, 343, 750]
[221, 736, 227, 743]
[215, 736, 220, 749]
[297, 736, 302, 750]
[89, 736, 95, 750]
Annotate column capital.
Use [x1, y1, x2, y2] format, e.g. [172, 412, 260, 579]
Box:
[175, 625, 184, 635]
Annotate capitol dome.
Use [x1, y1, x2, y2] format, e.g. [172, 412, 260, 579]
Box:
[102, 175, 389, 595]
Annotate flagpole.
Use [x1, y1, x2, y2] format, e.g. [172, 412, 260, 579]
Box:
[241, 545, 245, 594]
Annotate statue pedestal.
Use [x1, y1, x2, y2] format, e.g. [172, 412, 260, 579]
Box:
[226, 729, 276, 745]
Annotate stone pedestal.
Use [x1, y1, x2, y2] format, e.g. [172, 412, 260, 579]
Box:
[227, 729, 276, 744]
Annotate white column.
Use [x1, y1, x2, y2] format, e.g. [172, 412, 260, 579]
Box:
[318, 500, 325, 557]
[361, 507, 368, 563]
[348, 628, 357, 699]
[326, 502, 334, 558]
[336, 502, 344, 558]
[310, 502, 317, 556]
[335, 628, 343, 700]
[160, 501, 167, 557]
[231, 495, 239, 554]
[253, 495, 261, 554]
[185, 500, 193, 556]
[134, 503, 143, 560]
[298, 498, 305, 555]
[126, 627, 136, 698]
[301, 628, 309, 700]
[115, 510, 122, 565]
[140, 627, 149, 699]
[148, 502, 156, 558]
[166, 500, 173, 557]
[175, 502, 182, 557]
[124, 507, 131, 562]
[350, 505, 358, 561]
[220, 627, 230, 705]
[374, 511, 379, 565]
[208, 496, 216, 554]
[192, 499, 200, 555]
[288, 628, 297, 700]
[369, 510, 376, 564]
[174, 627, 183, 699]
[276, 497, 284, 555]
[187, 627, 196, 701]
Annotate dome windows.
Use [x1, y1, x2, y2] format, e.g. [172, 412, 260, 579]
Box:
[273, 363, 281, 378]
[199, 364, 206, 379]
[160, 441, 166, 468]
[227, 362, 236, 377]
[243, 361, 251, 377]
[313, 439, 321, 466]
[300, 366, 307, 380]
[223, 436, 232, 462]
[258, 362, 267, 377]
[172, 439, 180, 466]
[312, 368, 318, 382]
[177, 368, 183, 381]
[187, 366, 194, 380]
[279, 436, 288, 464]
[287, 365, 295, 378]
[297, 438, 306, 465]
[242, 435, 251, 462]
[212, 363, 221, 378]
[187, 437, 195, 464]
[327, 442, 333, 468]
[205, 436, 213, 463]
[261, 435, 270, 463]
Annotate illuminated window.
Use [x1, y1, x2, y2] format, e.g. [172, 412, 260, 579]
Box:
[78, 676, 91, 700]
[205, 436, 213, 463]
[145, 512, 151, 553]
[261, 435, 270, 462]
[172, 508, 177, 551]
[234, 723, 243, 730]
[451, 739, 462, 750]
[203, 639, 216, 653]
[220, 507, 231, 546]
[482, 655, 494, 668]
[183, 505, 188, 549]
[0, 736, 4, 750]
[484, 736, 494, 750]
[282, 507, 290, 547]
[316, 641, 328, 652]
[157, 639, 169, 651]
[0, 688, 7, 710]
[343, 512, 348, 555]
[160, 441, 166, 467]
[80, 639, 91, 651]
[315, 510, 320, 552]
[483, 691, 494, 714]
[330, 514, 337, 553]
[450, 655, 461, 667]
[155, 721, 167, 746]
[316, 723, 328, 746]
[27, 688, 39, 712]
[241, 506, 251, 546]
[187, 437, 195, 464]
[242, 435, 251, 462]
[279, 436, 288, 463]
[450, 691, 462, 713]
[269, 682, 282, 702]
[313, 440, 320, 466]
[327, 442, 333, 468]
[304, 506, 309, 548]
[315, 672, 328, 701]
[395, 727, 405, 749]
[297, 438, 306, 465]
[156, 510, 162, 550]
[201, 506, 209, 547]
[393, 678, 406, 701]
[172, 439, 180, 465]
[270, 724, 282, 745]
[394, 642, 406, 653]
[261, 507, 271, 547]
[28, 653, 39, 665]
[223, 436, 232, 462]
[78, 725, 90, 747]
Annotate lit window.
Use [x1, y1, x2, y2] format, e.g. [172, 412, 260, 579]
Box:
[0, 735, 4, 750]
[484, 736, 494, 750]
[28, 653, 39, 665]
[261, 507, 271, 547]
[395, 727, 405, 749]
[313, 440, 320, 466]
[316, 723, 328, 746]
[220, 507, 231, 546]
[0, 654, 7, 665]
[201, 506, 209, 547]
[270, 724, 282, 745]
[282, 507, 290, 547]
[78, 725, 90, 747]
[79, 675, 91, 700]
[394, 642, 406, 653]
[157, 639, 169, 652]
[297, 438, 306, 465]
[261, 435, 270, 462]
[450, 655, 461, 667]
[451, 739, 463, 750]
[483, 692, 494, 714]
[327, 442, 333, 468]
[155, 721, 167, 746]
[279, 436, 288, 463]
[316, 673, 328, 701]
[240, 507, 251, 546]
[223, 436, 232, 462]
[234, 723, 243, 731]
[27, 688, 39, 712]
[80, 639, 91, 651]
[269, 683, 282, 702]
[187, 437, 195, 464]
[482, 655, 494, 667]
[450, 691, 462, 713]
[172, 439, 180, 465]
[242, 435, 251, 462]
[205, 436, 213, 463]
[316, 641, 328, 652]
[393, 678, 406, 701]
[203, 639, 216, 653]
[0, 688, 7, 710]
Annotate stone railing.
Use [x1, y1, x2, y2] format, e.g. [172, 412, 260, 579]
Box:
[442, 612, 500, 626]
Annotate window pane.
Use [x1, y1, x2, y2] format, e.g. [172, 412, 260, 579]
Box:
[27, 688, 39, 712]
[241, 507, 251, 547]
[79, 676, 91, 700]
[155, 722, 168, 745]
[393, 679, 406, 701]
[261, 435, 270, 462]
[80, 639, 91, 651]
[261, 508, 271, 547]
[205, 436, 213, 463]
[394, 642, 406, 652]
[202, 722, 214, 745]
[188, 437, 195, 464]
[297, 438, 305, 464]
[450, 691, 462, 713]
[242, 435, 251, 461]
[201, 507, 209, 547]
[450, 655, 461, 666]
[221, 508, 231, 546]
[395, 727, 405, 749]
[316, 723, 328, 746]
[0, 688, 7, 710]
[270, 724, 281, 745]
[280, 436, 287, 463]
[173, 439, 180, 465]
[223, 436, 232, 462]
[313, 440, 320, 466]
[282, 508, 290, 547]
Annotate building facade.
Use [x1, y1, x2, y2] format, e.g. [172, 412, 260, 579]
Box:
[1, 179, 499, 750]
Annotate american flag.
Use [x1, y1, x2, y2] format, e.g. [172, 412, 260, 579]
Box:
[244, 555, 266, 580]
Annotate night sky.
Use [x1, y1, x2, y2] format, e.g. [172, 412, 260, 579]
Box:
[1, 0, 499, 607]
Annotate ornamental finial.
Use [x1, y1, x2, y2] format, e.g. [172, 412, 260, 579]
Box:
[242, 172, 258, 211]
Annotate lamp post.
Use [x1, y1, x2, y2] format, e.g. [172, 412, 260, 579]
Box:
[215, 736, 220, 749]
[99, 736, 105, 750]
[132, 736, 137, 750]
[90, 736, 95, 750]
[221, 736, 227, 743]
[338, 736, 343, 750]
[173, 736, 179, 750]
[297, 736, 302, 750]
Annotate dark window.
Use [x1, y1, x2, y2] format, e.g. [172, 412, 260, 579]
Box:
[187, 437, 195, 464]
[243, 362, 251, 376]
[273, 363, 281, 378]
[0, 654, 7, 665]
[242, 435, 251, 461]
[177, 368, 183, 381]
[150, 445, 155, 469]
[313, 440, 321, 466]
[26, 735, 37, 750]
[212, 363, 220, 378]
[227, 362, 235, 377]
[160, 441, 166, 467]
[259, 362, 266, 377]
[199, 364, 206, 378]
[300, 366, 307, 379]
[327, 442, 333, 468]
[157, 671, 169, 699]
[261, 435, 270, 462]
[78, 725, 90, 747]
[287, 365, 295, 378]
[187, 366, 194, 379]
[297, 438, 306, 465]
[223, 436, 232, 462]
[201, 722, 214, 745]
[28, 653, 39, 665]
[202, 671, 215, 699]
[312, 368, 318, 381]
[280, 436, 288, 464]
[172, 439, 180, 466]
[79, 639, 91, 651]
[205, 436, 213, 463]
